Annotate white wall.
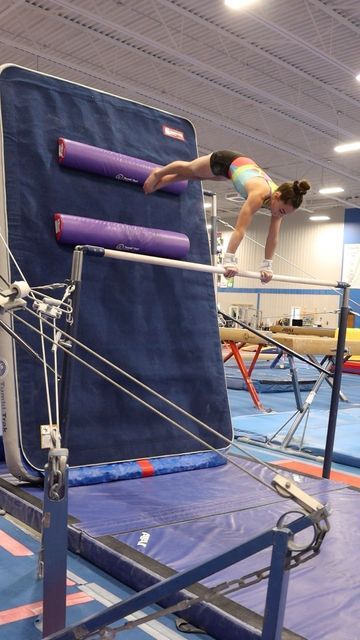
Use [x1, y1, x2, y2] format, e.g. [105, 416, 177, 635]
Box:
[216, 207, 344, 328]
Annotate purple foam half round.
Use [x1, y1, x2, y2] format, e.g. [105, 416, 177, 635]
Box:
[58, 138, 188, 195]
[54, 213, 190, 260]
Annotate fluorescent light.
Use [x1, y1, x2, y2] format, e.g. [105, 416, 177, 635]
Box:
[224, 0, 256, 8]
[334, 141, 360, 153]
[356, 73, 360, 81]
[318, 187, 344, 194]
[309, 216, 330, 221]
[204, 202, 212, 209]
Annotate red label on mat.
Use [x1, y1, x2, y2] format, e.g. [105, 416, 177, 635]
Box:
[137, 459, 155, 477]
[162, 125, 185, 141]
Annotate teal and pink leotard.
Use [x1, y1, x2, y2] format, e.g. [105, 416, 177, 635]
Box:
[209, 150, 278, 200]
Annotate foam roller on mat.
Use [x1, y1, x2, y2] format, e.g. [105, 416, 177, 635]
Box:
[54, 213, 190, 259]
[58, 138, 188, 195]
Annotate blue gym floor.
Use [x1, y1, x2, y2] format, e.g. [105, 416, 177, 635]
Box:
[0, 510, 213, 640]
[0, 360, 359, 640]
[227, 361, 360, 485]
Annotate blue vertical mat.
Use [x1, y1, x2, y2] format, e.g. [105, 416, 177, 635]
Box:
[0, 65, 232, 477]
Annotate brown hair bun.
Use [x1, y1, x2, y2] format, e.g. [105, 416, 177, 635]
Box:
[293, 180, 310, 196]
[277, 180, 311, 209]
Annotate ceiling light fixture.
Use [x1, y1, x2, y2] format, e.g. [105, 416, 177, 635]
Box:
[318, 187, 344, 194]
[224, 0, 256, 9]
[309, 216, 330, 221]
[334, 141, 360, 153]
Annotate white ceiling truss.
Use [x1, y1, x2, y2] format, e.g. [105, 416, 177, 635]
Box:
[0, 0, 360, 219]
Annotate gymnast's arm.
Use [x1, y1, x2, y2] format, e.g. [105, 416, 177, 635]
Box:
[223, 193, 264, 278]
[264, 215, 282, 260]
[226, 193, 264, 254]
[258, 215, 282, 283]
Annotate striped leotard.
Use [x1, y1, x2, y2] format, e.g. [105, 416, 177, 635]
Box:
[210, 150, 278, 201]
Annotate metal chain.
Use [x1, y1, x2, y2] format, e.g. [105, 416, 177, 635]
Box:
[48, 459, 63, 501]
[80, 541, 321, 639]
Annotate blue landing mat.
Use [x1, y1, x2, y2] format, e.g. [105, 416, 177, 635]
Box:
[116, 487, 358, 640]
[0, 458, 357, 639]
[233, 407, 360, 467]
[224, 361, 317, 392]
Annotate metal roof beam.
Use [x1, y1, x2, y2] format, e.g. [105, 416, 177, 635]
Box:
[157, 0, 360, 109]
[28, 0, 359, 138]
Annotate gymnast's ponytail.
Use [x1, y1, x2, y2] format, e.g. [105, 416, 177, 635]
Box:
[277, 180, 310, 209]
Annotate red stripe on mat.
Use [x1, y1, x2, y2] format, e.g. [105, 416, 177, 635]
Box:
[0, 531, 33, 556]
[0, 591, 94, 625]
[275, 459, 360, 487]
[137, 459, 155, 477]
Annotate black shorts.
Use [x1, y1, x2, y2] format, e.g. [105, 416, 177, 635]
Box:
[210, 150, 242, 177]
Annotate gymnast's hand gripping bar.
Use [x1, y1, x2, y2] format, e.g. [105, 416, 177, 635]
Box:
[78, 245, 349, 289]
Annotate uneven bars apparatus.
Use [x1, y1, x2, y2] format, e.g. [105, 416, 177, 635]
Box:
[72, 245, 350, 479]
[41, 245, 336, 639]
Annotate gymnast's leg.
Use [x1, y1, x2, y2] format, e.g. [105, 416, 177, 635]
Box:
[143, 154, 214, 193]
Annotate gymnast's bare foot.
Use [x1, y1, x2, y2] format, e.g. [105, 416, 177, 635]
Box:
[143, 169, 162, 194]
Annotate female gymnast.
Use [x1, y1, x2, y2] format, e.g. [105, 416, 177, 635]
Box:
[143, 150, 310, 282]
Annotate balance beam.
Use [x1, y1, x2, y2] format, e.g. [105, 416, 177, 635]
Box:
[270, 325, 336, 338]
[272, 334, 360, 357]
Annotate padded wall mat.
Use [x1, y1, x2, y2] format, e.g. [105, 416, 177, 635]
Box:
[0, 65, 231, 479]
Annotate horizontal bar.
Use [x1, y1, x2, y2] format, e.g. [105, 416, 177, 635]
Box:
[80, 245, 345, 288]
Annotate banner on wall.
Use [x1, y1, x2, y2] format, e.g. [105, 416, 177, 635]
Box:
[342, 244, 360, 287]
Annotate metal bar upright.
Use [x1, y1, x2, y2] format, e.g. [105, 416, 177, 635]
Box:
[322, 285, 350, 478]
[203, 190, 218, 268]
[204, 189, 218, 299]
[41, 461, 69, 637]
[262, 527, 292, 640]
[287, 354, 303, 412]
[58, 248, 84, 447]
